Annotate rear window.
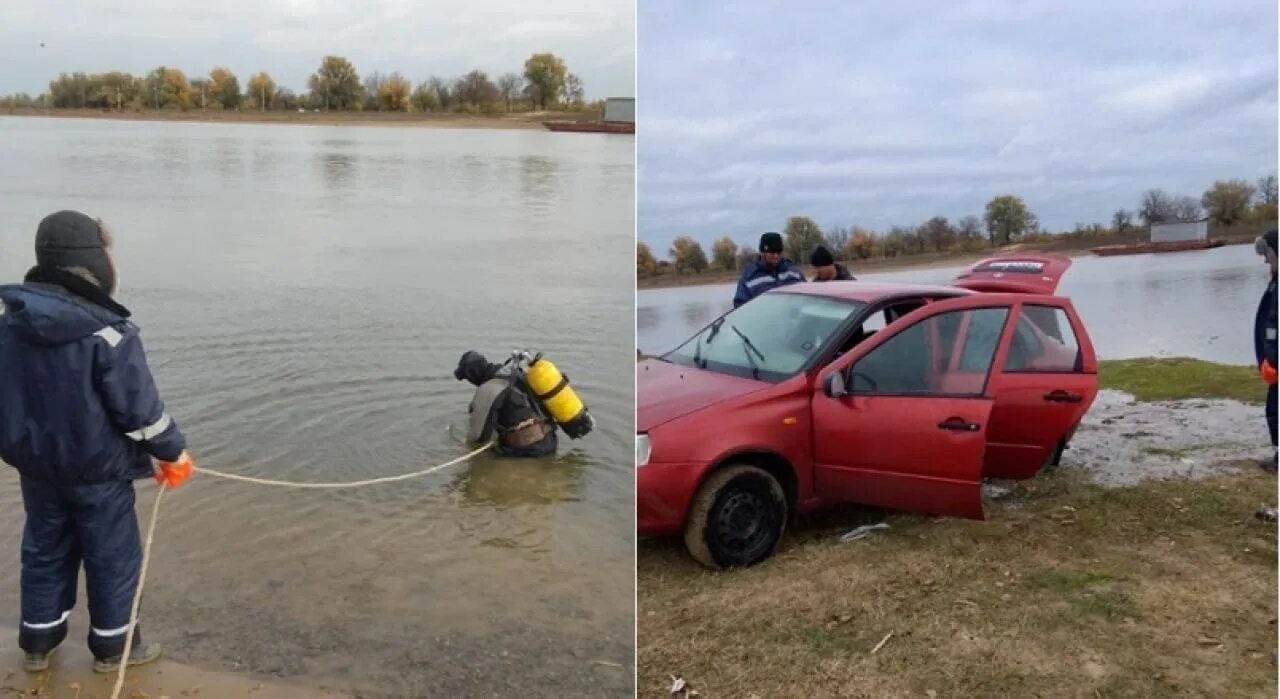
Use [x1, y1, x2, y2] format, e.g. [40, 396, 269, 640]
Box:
[1004, 305, 1081, 372]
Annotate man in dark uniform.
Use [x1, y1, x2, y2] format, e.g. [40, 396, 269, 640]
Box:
[1254, 229, 1277, 471]
[732, 232, 805, 307]
[809, 245, 855, 281]
[0, 211, 192, 673]
[454, 351, 558, 457]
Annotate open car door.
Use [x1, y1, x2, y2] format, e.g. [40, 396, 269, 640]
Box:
[811, 296, 1017, 520]
[952, 254, 1072, 295]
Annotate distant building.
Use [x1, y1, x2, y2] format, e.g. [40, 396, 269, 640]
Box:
[1150, 219, 1209, 243]
[603, 97, 634, 124]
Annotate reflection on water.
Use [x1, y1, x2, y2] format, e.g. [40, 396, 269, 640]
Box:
[520, 154, 559, 218]
[638, 245, 1268, 365]
[0, 117, 634, 697]
[447, 451, 589, 508]
[317, 151, 357, 190]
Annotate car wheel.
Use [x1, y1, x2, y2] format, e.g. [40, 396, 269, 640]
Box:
[684, 464, 788, 570]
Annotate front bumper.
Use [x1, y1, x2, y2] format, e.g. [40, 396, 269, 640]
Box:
[637, 461, 705, 535]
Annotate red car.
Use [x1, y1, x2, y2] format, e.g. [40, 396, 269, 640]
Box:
[637, 254, 1098, 569]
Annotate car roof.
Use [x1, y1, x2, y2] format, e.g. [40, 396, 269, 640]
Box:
[773, 281, 974, 303]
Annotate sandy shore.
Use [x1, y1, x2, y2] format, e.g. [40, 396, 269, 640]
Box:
[1, 108, 597, 131]
[0, 623, 342, 698]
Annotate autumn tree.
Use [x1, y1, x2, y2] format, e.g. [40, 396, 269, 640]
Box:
[246, 72, 276, 110]
[735, 244, 757, 269]
[1139, 189, 1176, 226]
[843, 227, 876, 260]
[1259, 175, 1278, 205]
[711, 236, 738, 271]
[523, 53, 568, 110]
[208, 67, 240, 110]
[378, 73, 411, 111]
[454, 70, 500, 108]
[1202, 179, 1257, 226]
[412, 81, 440, 112]
[783, 216, 825, 263]
[308, 56, 362, 110]
[427, 77, 451, 110]
[669, 236, 709, 274]
[565, 73, 584, 106]
[497, 73, 523, 112]
[362, 73, 385, 111]
[920, 216, 955, 252]
[145, 66, 192, 110]
[637, 242, 659, 277]
[956, 216, 984, 250]
[1112, 209, 1133, 233]
[824, 225, 850, 253]
[984, 195, 1035, 246]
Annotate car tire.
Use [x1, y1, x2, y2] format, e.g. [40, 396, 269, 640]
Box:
[684, 464, 788, 570]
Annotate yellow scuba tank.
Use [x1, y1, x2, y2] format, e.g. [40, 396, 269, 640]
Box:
[523, 352, 594, 439]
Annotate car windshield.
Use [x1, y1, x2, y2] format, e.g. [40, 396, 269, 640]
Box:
[665, 293, 865, 381]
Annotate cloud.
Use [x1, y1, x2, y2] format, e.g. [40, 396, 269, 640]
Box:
[638, 0, 1278, 250]
[0, 0, 634, 99]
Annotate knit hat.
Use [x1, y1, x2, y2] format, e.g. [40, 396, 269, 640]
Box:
[1256, 229, 1277, 268]
[34, 210, 115, 294]
[810, 245, 835, 267]
[759, 232, 784, 253]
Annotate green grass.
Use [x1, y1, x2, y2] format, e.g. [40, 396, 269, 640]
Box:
[1100, 357, 1264, 404]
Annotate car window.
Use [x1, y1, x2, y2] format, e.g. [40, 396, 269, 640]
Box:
[851, 307, 1009, 396]
[666, 293, 866, 381]
[1004, 305, 1081, 372]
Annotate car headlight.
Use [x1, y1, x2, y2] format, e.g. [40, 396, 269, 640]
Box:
[636, 434, 651, 467]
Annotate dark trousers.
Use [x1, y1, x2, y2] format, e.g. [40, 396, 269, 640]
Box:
[18, 476, 144, 659]
[1268, 383, 1277, 448]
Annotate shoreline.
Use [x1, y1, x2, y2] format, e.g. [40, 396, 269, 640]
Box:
[1, 108, 599, 131]
[638, 232, 1261, 291]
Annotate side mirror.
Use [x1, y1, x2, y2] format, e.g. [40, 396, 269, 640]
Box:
[822, 371, 847, 398]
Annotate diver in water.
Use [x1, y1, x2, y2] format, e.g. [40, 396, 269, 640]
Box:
[454, 350, 558, 457]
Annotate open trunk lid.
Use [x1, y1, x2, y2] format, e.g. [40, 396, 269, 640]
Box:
[951, 253, 1072, 295]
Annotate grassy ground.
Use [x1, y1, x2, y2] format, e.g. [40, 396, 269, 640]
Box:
[638, 226, 1266, 290]
[1100, 358, 1263, 404]
[638, 469, 1277, 697]
[1, 106, 595, 130]
[638, 358, 1277, 697]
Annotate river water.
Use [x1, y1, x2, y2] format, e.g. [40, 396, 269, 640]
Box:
[639, 244, 1270, 365]
[0, 116, 635, 696]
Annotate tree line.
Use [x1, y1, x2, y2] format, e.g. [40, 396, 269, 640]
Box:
[639, 176, 1280, 277]
[1, 53, 591, 115]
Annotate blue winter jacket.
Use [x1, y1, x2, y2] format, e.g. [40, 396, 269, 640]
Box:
[1256, 276, 1278, 368]
[732, 259, 806, 308]
[0, 282, 186, 484]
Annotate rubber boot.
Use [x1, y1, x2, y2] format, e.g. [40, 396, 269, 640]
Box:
[93, 641, 162, 674]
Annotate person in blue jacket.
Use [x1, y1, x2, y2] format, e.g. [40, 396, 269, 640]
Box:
[732, 232, 806, 307]
[0, 210, 194, 673]
[1254, 229, 1277, 471]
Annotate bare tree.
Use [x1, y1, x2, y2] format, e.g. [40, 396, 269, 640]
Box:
[1139, 189, 1176, 226]
[1112, 209, 1133, 233]
[1259, 175, 1278, 205]
[1173, 196, 1202, 222]
[497, 73, 522, 113]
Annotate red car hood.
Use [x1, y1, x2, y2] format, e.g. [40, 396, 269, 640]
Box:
[637, 359, 771, 431]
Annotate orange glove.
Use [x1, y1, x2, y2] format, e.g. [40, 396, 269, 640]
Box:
[154, 451, 195, 489]
[1263, 360, 1278, 385]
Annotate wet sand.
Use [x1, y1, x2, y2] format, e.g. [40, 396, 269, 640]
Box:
[0, 623, 341, 698]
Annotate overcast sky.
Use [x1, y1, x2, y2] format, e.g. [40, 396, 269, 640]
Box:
[0, 0, 634, 99]
[638, 0, 1278, 251]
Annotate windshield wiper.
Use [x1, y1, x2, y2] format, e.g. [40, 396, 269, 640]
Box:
[731, 325, 766, 379]
[692, 317, 726, 369]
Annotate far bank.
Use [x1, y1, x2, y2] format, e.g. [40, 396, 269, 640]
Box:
[1, 107, 601, 131]
[639, 226, 1265, 291]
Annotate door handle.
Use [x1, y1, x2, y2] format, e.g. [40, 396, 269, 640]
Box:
[937, 417, 981, 432]
[1043, 390, 1082, 403]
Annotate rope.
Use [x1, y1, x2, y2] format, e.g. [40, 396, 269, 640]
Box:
[109, 441, 495, 698]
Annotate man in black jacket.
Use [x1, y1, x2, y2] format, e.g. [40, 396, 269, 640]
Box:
[454, 351, 557, 457]
[810, 245, 854, 281]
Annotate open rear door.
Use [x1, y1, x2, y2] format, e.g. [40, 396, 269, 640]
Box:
[952, 254, 1072, 295]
